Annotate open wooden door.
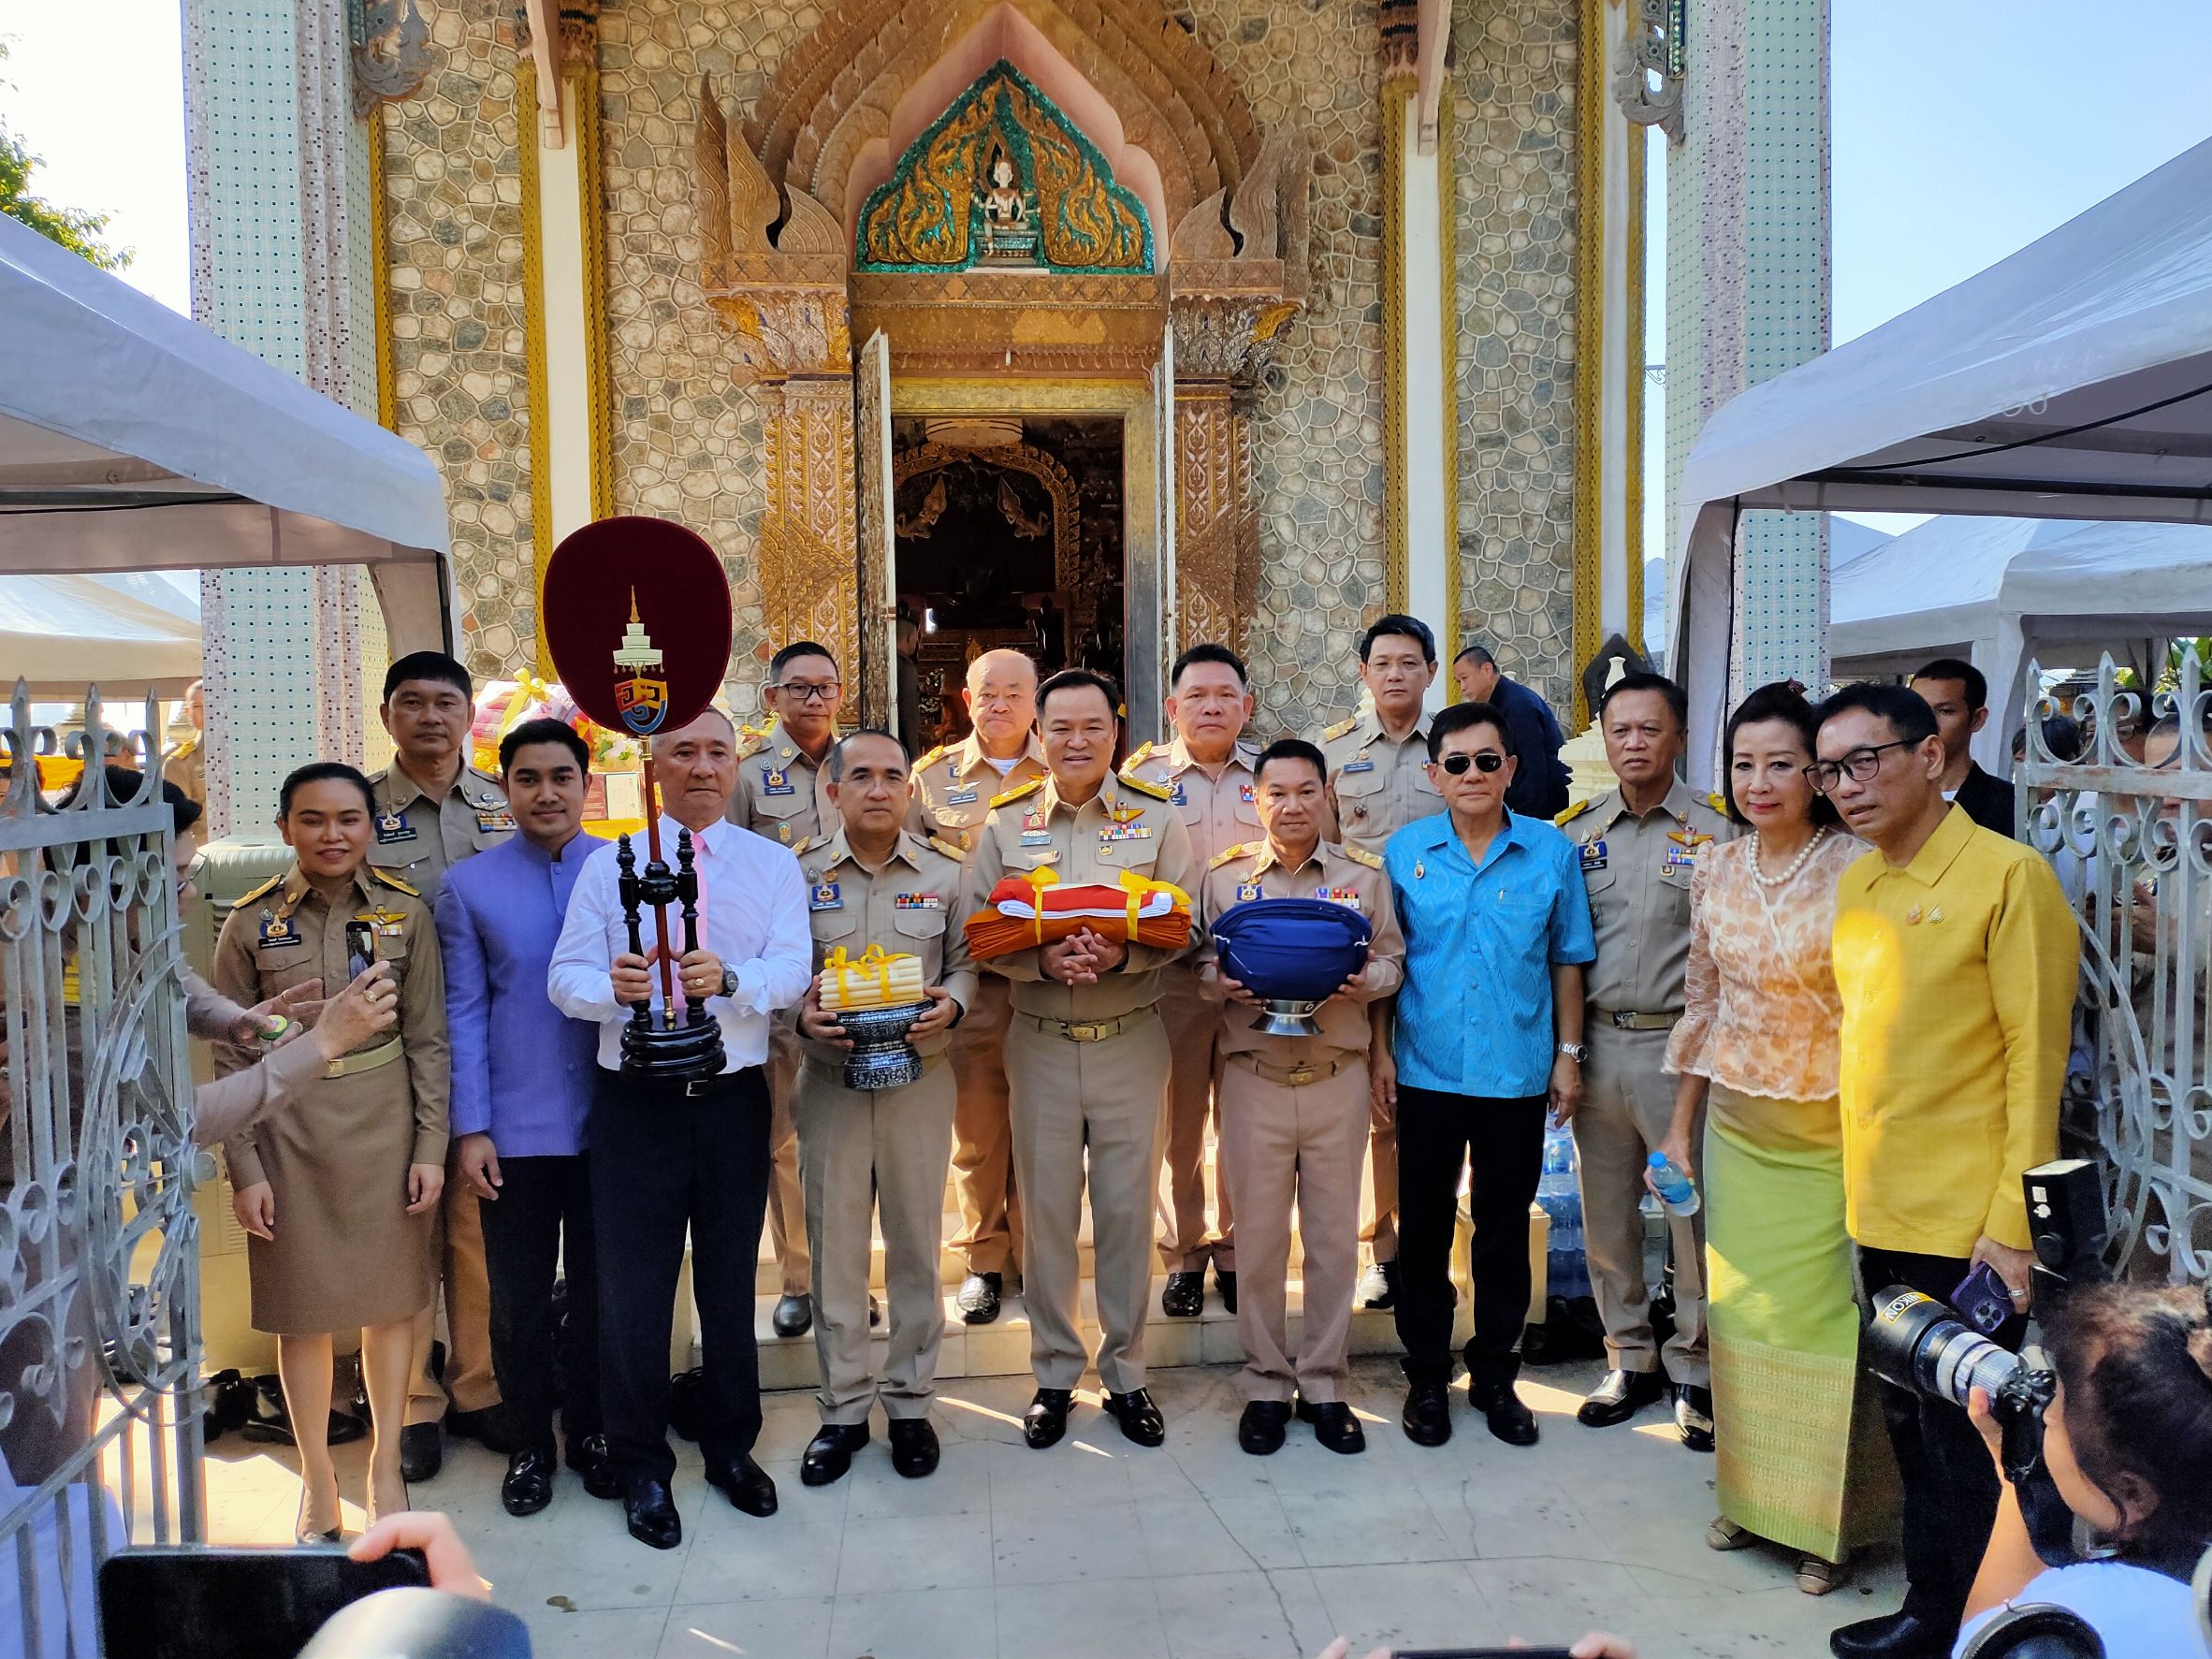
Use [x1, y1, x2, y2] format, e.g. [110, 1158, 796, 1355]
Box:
[853, 329, 897, 735]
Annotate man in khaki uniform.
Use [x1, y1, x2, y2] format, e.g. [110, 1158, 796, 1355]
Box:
[1310, 613, 1443, 1310]
[368, 650, 514, 1479]
[789, 731, 976, 1488]
[1121, 642, 1260, 1321]
[1197, 737, 1404, 1458]
[163, 679, 206, 807]
[729, 640, 845, 1337]
[1556, 670, 1731, 1450]
[959, 669, 1199, 1450]
[909, 648, 1049, 1325]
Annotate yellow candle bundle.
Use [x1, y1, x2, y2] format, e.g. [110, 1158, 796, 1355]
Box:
[821, 944, 926, 1011]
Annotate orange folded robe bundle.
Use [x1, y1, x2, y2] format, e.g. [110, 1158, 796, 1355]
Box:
[964, 866, 1193, 960]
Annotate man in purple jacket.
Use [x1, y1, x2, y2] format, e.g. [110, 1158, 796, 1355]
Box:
[435, 719, 614, 1518]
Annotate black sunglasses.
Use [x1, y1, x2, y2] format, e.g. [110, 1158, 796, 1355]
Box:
[1438, 751, 1506, 775]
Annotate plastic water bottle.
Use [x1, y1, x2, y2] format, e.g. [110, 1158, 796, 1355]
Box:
[1648, 1152, 1701, 1217]
[1535, 1126, 1591, 1298]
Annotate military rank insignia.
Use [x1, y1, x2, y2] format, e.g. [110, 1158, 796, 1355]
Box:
[476, 808, 517, 833]
[763, 767, 794, 796]
[1101, 822, 1152, 842]
[257, 910, 298, 949]
[1316, 886, 1363, 908]
[357, 909, 406, 937]
[1020, 807, 1052, 846]
[375, 809, 415, 844]
[1239, 782, 1256, 806]
[809, 881, 842, 910]
[1580, 837, 1608, 871]
[1661, 844, 1697, 875]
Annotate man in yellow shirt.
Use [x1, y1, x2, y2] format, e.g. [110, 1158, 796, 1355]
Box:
[1815, 682, 2077, 1659]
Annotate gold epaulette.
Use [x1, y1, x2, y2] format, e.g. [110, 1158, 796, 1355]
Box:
[236, 872, 283, 907]
[990, 777, 1044, 808]
[735, 732, 765, 761]
[1707, 793, 1727, 815]
[1120, 739, 1157, 775]
[1210, 840, 1261, 869]
[1554, 798, 1592, 828]
[369, 867, 420, 897]
[789, 835, 819, 858]
[1345, 844, 1384, 869]
[166, 735, 199, 759]
[917, 743, 946, 769]
[929, 836, 968, 861]
[1322, 715, 1358, 741]
[1118, 773, 1171, 802]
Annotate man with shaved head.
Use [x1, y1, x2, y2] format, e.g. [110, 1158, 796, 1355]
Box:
[549, 708, 812, 1550]
[910, 647, 1049, 1323]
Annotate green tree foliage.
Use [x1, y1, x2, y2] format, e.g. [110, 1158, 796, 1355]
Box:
[0, 40, 130, 270]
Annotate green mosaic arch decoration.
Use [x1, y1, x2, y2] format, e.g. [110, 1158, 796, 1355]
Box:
[856, 60, 1155, 275]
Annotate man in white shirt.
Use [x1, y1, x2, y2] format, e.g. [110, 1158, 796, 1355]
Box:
[548, 710, 811, 1550]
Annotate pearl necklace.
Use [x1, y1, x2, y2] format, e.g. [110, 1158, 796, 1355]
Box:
[1752, 825, 1826, 889]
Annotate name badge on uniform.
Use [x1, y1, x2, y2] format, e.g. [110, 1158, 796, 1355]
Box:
[946, 786, 979, 806]
[895, 892, 942, 910]
[809, 881, 842, 910]
[257, 910, 298, 949]
[763, 766, 794, 796]
[1019, 828, 1055, 847]
[375, 809, 415, 844]
[1169, 781, 1187, 806]
[1235, 881, 1262, 903]
[1341, 757, 1375, 775]
[476, 809, 517, 833]
[1316, 885, 1362, 909]
[1580, 837, 1608, 871]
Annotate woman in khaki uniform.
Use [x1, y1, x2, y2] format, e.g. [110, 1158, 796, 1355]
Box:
[213, 763, 449, 1540]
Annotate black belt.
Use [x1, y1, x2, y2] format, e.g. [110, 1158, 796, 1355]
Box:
[604, 1067, 750, 1099]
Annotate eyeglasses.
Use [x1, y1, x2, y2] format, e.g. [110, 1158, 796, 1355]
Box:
[1807, 738, 1914, 793]
[181, 854, 209, 890]
[1438, 751, 1506, 776]
[771, 681, 841, 704]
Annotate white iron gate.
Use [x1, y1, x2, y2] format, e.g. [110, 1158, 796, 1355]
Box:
[2, 683, 205, 1657]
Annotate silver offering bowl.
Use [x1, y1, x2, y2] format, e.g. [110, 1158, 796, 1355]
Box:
[1250, 998, 1326, 1038]
[835, 999, 931, 1091]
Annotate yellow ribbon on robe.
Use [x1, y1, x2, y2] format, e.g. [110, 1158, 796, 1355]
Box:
[822, 943, 924, 1011]
[1020, 864, 1060, 946]
[1117, 868, 1191, 935]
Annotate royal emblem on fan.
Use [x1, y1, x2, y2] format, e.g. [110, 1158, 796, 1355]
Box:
[611, 591, 670, 735]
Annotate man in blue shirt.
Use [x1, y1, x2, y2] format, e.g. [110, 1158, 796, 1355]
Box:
[1452, 642, 1571, 819]
[436, 719, 612, 1520]
[1380, 701, 1594, 1448]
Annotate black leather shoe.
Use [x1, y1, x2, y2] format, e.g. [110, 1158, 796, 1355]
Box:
[567, 1433, 620, 1501]
[1297, 1398, 1366, 1455]
[1237, 1399, 1290, 1455]
[957, 1272, 1002, 1325]
[1577, 1367, 1666, 1427]
[1676, 1385, 1715, 1452]
[1401, 1379, 1452, 1447]
[1469, 1376, 1539, 1446]
[705, 1452, 779, 1517]
[501, 1447, 555, 1517]
[1161, 1271, 1204, 1318]
[1215, 1269, 1238, 1315]
[399, 1420, 443, 1482]
[771, 1293, 812, 1338]
[889, 1418, 939, 1478]
[1102, 1388, 1166, 1447]
[800, 1423, 869, 1487]
[446, 1404, 516, 1452]
[1024, 1388, 1073, 1449]
[623, 1477, 681, 1550]
[1828, 1610, 1952, 1659]
[1359, 1259, 1399, 1310]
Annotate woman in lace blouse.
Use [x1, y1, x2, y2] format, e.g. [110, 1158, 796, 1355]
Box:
[1658, 683, 1892, 1594]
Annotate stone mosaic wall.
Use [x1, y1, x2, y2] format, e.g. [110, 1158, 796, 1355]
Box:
[381, 0, 534, 677]
[1451, 0, 1579, 711]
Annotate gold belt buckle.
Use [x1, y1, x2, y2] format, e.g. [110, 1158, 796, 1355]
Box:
[1610, 1010, 1637, 1029]
[1065, 1020, 1106, 1042]
[1282, 1061, 1320, 1084]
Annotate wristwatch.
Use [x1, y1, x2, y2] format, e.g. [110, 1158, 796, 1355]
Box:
[1556, 1040, 1589, 1064]
[718, 965, 739, 999]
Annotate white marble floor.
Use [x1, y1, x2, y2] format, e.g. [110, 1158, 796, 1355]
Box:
[202, 1356, 1902, 1659]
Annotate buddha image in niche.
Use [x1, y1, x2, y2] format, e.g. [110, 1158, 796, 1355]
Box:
[980, 141, 1038, 263]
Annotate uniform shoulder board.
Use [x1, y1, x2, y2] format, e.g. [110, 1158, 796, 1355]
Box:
[990, 776, 1044, 808]
[929, 836, 968, 861]
[236, 872, 283, 906]
[917, 742, 946, 768]
[735, 732, 765, 761]
[369, 867, 421, 897]
[1706, 792, 1727, 815]
[1119, 773, 1171, 802]
[789, 835, 819, 859]
[1209, 840, 1261, 870]
[1345, 844, 1385, 869]
[1553, 798, 1591, 828]
[1322, 715, 1358, 742]
[1120, 740, 1157, 773]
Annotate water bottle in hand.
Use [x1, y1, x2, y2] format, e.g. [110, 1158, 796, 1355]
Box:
[1647, 1152, 1700, 1216]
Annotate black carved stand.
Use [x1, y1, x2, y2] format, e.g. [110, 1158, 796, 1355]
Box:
[617, 751, 726, 1079]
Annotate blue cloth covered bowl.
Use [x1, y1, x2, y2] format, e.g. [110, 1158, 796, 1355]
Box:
[1211, 896, 1372, 1002]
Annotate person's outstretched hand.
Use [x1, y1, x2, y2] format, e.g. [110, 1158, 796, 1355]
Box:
[1313, 1641, 1388, 1659]
[1571, 1636, 1638, 1659]
[350, 1510, 490, 1600]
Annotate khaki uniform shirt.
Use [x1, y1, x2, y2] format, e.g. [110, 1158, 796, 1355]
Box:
[957, 771, 1201, 1022]
[729, 715, 837, 851]
[1119, 735, 1262, 870]
[164, 735, 206, 807]
[367, 762, 515, 905]
[793, 827, 980, 1067]
[1558, 779, 1734, 1018]
[1196, 838, 1405, 1064]
[211, 862, 449, 1186]
[1312, 711, 1441, 856]
[909, 732, 1050, 853]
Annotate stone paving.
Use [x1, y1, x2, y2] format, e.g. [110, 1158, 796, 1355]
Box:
[204, 1354, 1902, 1658]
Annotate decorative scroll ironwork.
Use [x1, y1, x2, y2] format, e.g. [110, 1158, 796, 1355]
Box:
[856, 60, 1154, 275]
[2021, 652, 2212, 1285]
[1, 681, 205, 1655]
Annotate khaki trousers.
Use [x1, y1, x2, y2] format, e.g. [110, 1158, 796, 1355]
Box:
[1574, 1023, 1708, 1387]
[1004, 1010, 1169, 1393]
[1157, 965, 1233, 1271]
[794, 1056, 956, 1423]
[948, 979, 1022, 1276]
[1359, 1117, 1399, 1263]
[1217, 1055, 1367, 1403]
[764, 1024, 813, 1299]
[404, 1143, 501, 1425]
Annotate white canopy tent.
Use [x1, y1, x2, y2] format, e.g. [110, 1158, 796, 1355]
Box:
[0, 214, 455, 659]
[0, 571, 203, 698]
[1830, 517, 2212, 765]
[1669, 136, 2212, 782]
